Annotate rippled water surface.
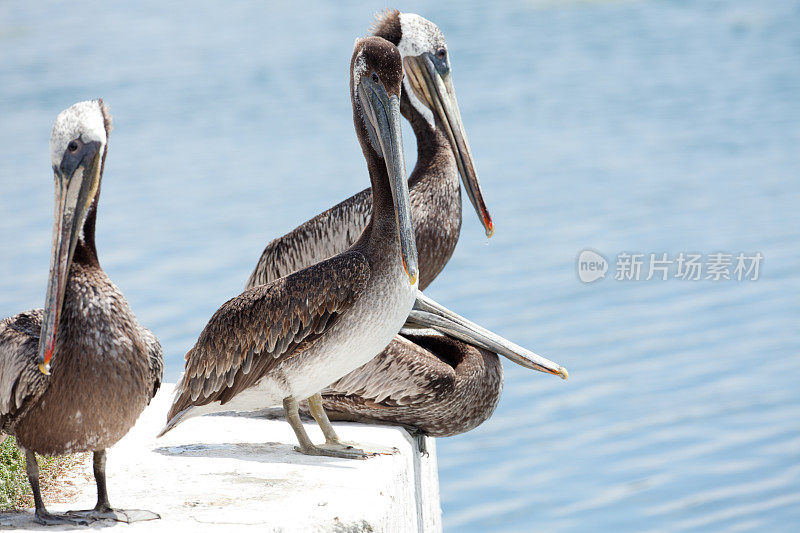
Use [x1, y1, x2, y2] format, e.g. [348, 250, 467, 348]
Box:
[1, 1, 798, 531]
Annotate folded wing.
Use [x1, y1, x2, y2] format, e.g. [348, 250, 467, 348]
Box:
[0, 310, 48, 433]
[168, 251, 371, 422]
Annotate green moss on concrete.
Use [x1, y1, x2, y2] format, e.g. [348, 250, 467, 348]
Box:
[0, 435, 87, 511]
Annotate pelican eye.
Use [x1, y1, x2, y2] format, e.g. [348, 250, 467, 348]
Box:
[67, 140, 79, 153]
[436, 48, 447, 60]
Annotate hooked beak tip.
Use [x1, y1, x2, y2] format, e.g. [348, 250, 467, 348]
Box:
[402, 259, 418, 286]
[558, 366, 569, 380]
[484, 218, 495, 238]
[38, 342, 54, 374]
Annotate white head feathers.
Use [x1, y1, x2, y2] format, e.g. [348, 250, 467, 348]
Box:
[397, 13, 446, 58]
[49, 100, 107, 168]
[397, 13, 447, 129]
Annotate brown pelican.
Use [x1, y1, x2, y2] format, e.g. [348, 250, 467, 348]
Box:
[246, 10, 490, 291]
[0, 100, 163, 525]
[160, 37, 419, 459]
[321, 293, 567, 438]
[244, 12, 562, 439]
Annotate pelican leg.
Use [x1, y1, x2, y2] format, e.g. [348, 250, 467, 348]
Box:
[408, 429, 429, 457]
[93, 449, 111, 511]
[284, 396, 316, 450]
[284, 396, 372, 459]
[65, 450, 160, 523]
[307, 392, 341, 444]
[23, 448, 87, 525]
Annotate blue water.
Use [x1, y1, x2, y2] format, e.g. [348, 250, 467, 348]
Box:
[1, 1, 798, 531]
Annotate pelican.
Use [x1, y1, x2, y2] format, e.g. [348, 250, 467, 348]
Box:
[0, 100, 163, 525]
[244, 12, 563, 438]
[160, 37, 419, 459]
[246, 10, 490, 291]
[321, 293, 567, 438]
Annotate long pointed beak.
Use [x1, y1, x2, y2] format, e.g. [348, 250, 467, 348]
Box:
[404, 54, 494, 237]
[37, 144, 102, 374]
[358, 78, 419, 285]
[406, 291, 568, 379]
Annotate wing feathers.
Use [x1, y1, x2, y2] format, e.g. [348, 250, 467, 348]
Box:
[0, 310, 48, 432]
[245, 189, 373, 288]
[167, 252, 370, 423]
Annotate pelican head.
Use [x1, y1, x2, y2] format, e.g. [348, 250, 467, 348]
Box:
[373, 10, 494, 237]
[352, 37, 419, 286]
[38, 100, 110, 375]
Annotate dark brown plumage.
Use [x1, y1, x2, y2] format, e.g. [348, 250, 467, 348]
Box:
[370, 9, 402, 45]
[0, 100, 163, 524]
[4, 269, 163, 455]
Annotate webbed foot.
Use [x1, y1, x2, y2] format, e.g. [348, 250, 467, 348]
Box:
[295, 441, 399, 459]
[295, 442, 374, 459]
[34, 510, 89, 526]
[65, 507, 160, 523]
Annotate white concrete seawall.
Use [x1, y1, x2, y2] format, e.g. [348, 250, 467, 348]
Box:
[2, 385, 442, 532]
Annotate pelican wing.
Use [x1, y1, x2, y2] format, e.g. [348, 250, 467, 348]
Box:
[139, 325, 164, 404]
[322, 331, 457, 408]
[245, 189, 372, 288]
[168, 251, 371, 421]
[0, 310, 48, 432]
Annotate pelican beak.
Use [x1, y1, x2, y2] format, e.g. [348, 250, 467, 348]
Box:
[37, 140, 102, 374]
[358, 73, 419, 285]
[403, 53, 493, 237]
[407, 291, 568, 379]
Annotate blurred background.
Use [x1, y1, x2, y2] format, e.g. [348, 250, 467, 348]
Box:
[1, 0, 798, 531]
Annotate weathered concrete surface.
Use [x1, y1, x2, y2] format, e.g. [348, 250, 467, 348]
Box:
[0, 384, 442, 532]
